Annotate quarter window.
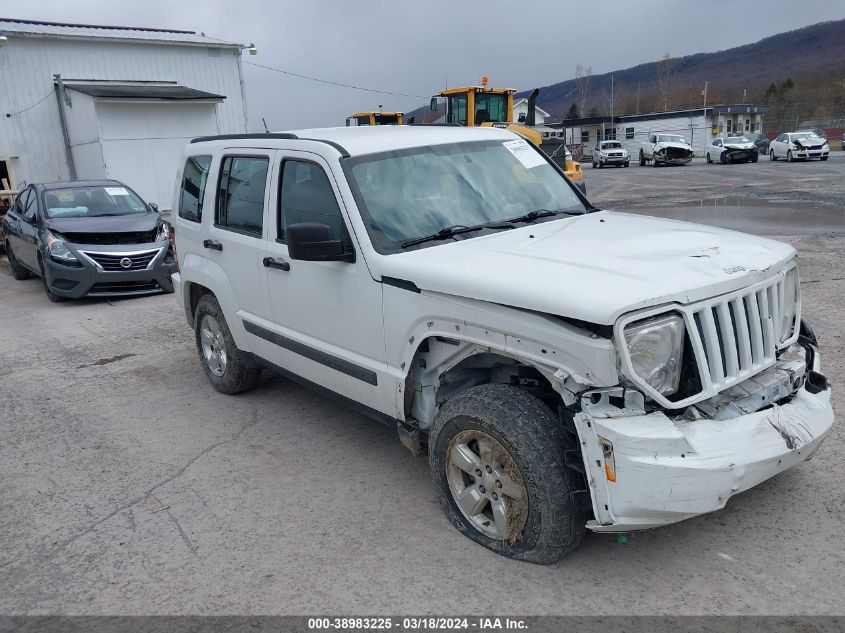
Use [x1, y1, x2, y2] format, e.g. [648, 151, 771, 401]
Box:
[215, 156, 268, 237]
[278, 160, 345, 242]
[625, 127, 635, 140]
[179, 155, 211, 223]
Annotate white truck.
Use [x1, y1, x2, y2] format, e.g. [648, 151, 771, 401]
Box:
[170, 126, 833, 564]
[639, 133, 695, 166]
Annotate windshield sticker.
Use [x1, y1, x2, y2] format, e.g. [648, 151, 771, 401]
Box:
[105, 187, 130, 196]
[503, 139, 546, 169]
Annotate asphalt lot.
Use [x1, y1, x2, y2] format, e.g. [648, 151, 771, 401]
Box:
[1, 155, 843, 615]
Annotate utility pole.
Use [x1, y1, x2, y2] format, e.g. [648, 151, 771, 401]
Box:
[702, 80, 708, 110]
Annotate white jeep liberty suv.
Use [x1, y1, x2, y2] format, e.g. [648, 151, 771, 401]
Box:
[171, 126, 833, 564]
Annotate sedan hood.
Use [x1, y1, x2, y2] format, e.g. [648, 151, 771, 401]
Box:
[46, 212, 160, 235]
[378, 211, 795, 325]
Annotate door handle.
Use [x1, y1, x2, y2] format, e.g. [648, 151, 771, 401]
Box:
[203, 239, 223, 251]
[263, 257, 290, 271]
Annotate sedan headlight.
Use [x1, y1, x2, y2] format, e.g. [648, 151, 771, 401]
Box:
[623, 314, 685, 396]
[45, 231, 79, 264]
[155, 220, 171, 243]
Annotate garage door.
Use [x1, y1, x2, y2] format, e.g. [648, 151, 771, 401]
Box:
[97, 101, 219, 208]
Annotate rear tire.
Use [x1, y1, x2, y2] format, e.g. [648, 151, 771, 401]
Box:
[6, 242, 33, 280]
[429, 384, 586, 564]
[194, 294, 261, 394]
[706, 153, 712, 164]
[770, 149, 777, 161]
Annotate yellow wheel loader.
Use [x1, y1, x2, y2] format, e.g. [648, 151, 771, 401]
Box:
[430, 79, 585, 194]
[346, 111, 405, 126]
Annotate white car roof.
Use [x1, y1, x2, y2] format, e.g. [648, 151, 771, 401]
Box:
[190, 126, 520, 158]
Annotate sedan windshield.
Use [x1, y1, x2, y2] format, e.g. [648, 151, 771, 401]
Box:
[602, 142, 623, 149]
[345, 139, 587, 253]
[43, 185, 148, 219]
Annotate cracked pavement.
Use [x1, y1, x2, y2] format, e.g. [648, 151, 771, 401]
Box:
[0, 156, 843, 615]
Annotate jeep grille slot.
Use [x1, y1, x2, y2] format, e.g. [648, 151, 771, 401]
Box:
[691, 277, 793, 391]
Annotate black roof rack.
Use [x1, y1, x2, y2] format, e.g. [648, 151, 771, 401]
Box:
[189, 133, 350, 158]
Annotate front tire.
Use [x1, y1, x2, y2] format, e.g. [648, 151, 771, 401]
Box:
[6, 242, 33, 280]
[639, 151, 645, 166]
[429, 384, 585, 564]
[821, 156, 828, 161]
[38, 258, 66, 302]
[194, 294, 261, 394]
[706, 153, 712, 164]
[787, 150, 794, 162]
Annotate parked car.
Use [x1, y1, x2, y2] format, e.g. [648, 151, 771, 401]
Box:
[2, 180, 175, 301]
[706, 136, 759, 164]
[172, 127, 832, 564]
[769, 132, 830, 162]
[592, 140, 630, 168]
[639, 133, 694, 166]
[741, 132, 770, 153]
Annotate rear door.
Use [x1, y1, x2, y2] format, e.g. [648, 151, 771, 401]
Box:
[204, 149, 276, 328]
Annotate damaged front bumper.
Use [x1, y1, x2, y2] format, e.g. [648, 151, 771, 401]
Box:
[574, 345, 834, 532]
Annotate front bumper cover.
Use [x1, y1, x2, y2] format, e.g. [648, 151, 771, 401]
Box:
[42, 240, 176, 298]
[575, 350, 833, 532]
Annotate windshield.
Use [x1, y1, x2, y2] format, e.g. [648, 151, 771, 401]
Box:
[345, 139, 587, 253]
[657, 134, 687, 144]
[474, 92, 508, 124]
[43, 185, 148, 219]
[602, 142, 623, 149]
[727, 137, 751, 143]
[791, 132, 813, 140]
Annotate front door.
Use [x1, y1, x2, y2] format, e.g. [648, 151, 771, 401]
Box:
[261, 151, 387, 411]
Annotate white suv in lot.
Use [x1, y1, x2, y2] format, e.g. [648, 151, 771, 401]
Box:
[171, 126, 833, 564]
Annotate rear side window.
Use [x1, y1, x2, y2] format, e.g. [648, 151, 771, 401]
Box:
[179, 155, 211, 222]
[278, 160, 344, 242]
[216, 156, 268, 237]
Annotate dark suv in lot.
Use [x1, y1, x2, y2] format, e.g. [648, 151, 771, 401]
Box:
[2, 179, 175, 302]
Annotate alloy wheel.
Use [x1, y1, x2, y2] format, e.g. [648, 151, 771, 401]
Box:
[200, 314, 228, 376]
[446, 429, 528, 541]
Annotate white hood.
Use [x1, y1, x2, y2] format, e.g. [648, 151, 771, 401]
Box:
[378, 211, 795, 325]
[656, 141, 692, 150]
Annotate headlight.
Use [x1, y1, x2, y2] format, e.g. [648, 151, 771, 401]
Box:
[780, 268, 800, 342]
[155, 220, 171, 243]
[623, 314, 685, 396]
[45, 231, 79, 264]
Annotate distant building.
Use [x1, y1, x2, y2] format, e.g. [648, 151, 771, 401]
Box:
[552, 104, 770, 158]
[0, 18, 250, 207]
[513, 98, 551, 125]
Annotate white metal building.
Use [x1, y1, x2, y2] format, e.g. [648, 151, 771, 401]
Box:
[0, 18, 249, 207]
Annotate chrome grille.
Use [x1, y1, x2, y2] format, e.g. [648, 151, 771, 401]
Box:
[690, 270, 798, 391]
[81, 248, 161, 271]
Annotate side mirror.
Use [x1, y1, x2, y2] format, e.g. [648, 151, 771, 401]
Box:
[148, 202, 159, 213]
[287, 222, 354, 263]
[345, 117, 352, 127]
[430, 97, 437, 112]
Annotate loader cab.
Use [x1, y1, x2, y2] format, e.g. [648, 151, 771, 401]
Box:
[432, 82, 514, 128]
[346, 111, 405, 126]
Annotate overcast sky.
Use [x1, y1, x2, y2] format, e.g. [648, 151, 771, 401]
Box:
[2, 0, 844, 130]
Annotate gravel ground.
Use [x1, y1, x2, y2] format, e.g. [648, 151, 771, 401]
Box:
[1, 155, 843, 615]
